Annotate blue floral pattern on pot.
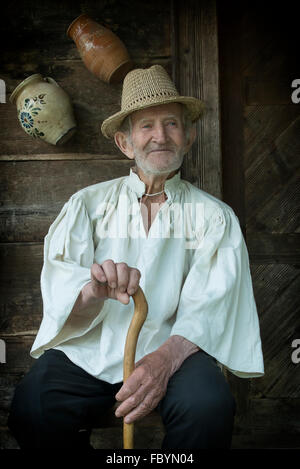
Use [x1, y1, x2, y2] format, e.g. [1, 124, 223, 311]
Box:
[18, 94, 47, 138]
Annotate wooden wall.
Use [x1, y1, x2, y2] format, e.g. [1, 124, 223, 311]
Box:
[218, 0, 300, 448]
[0, 0, 173, 448]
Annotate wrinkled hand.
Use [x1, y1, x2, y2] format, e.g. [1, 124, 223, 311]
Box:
[115, 348, 172, 424]
[115, 336, 200, 424]
[90, 260, 141, 305]
[71, 260, 141, 320]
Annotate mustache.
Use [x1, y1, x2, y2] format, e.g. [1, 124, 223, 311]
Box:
[145, 144, 177, 153]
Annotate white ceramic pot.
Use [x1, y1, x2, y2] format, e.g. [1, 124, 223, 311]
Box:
[10, 74, 77, 145]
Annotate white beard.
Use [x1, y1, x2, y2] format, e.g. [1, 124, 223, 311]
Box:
[132, 143, 185, 175]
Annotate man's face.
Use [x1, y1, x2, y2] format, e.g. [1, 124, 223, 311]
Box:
[129, 103, 188, 175]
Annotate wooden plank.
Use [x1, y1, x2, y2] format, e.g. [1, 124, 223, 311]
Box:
[246, 171, 300, 233]
[254, 272, 300, 398]
[217, 0, 245, 228]
[226, 373, 250, 426]
[0, 160, 134, 242]
[0, 153, 124, 161]
[244, 104, 300, 170]
[242, 37, 299, 83]
[241, 2, 299, 81]
[250, 264, 300, 315]
[247, 233, 300, 264]
[4, 60, 122, 106]
[4, 58, 172, 109]
[249, 398, 300, 435]
[275, 116, 300, 170]
[245, 77, 299, 105]
[1, 98, 119, 156]
[1, 160, 132, 207]
[245, 150, 296, 222]
[0, 0, 171, 63]
[240, 5, 275, 77]
[0, 243, 43, 334]
[231, 396, 300, 438]
[0, 336, 36, 375]
[0, 209, 60, 243]
[249, 264, 300, 399]
[172, 0, 222, 199]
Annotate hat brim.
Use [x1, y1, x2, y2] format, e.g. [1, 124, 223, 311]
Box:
[101, 95, 205, 139]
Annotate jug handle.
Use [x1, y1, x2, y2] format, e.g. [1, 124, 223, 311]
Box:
[44, 77, 60, 87]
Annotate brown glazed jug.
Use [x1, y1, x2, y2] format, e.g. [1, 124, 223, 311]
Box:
[67, 14, 133, 84]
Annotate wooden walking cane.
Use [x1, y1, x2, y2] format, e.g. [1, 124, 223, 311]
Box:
[123, 286, 148, 449]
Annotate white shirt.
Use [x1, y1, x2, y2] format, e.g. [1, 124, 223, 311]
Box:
[31, 168, 264, 383]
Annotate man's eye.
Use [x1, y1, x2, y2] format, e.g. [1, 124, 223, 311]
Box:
[168, 121, 177, 126]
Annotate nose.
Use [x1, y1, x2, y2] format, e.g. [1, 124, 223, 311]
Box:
[152, 123, 168, 144]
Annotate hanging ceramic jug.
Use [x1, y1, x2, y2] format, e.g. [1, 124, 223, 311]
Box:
[67, 14, 133, 84]
[9, 74, 77, 145]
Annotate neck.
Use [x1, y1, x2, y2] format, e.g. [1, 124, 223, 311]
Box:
[134, 166, 178, 194]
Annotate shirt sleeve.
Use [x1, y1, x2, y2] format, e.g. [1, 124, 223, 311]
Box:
[171, 205, 264, 378]
[31, 194, 104, 358]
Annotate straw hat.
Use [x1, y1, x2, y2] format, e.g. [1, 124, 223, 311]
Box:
[101, 65, 204, 139]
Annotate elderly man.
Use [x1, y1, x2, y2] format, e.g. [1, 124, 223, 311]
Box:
[8, 65, 264, 449]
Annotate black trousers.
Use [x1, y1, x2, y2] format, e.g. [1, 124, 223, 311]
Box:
[8, 349, 235, 449]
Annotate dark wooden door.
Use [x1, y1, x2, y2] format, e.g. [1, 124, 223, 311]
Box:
[218, 0, 300, 448]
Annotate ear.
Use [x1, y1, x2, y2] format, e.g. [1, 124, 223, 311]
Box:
[184, 124, 197, 153]
[114, 131, 135, 160]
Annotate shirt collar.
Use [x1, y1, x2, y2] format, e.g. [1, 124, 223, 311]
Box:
[126, 167, 183, 202]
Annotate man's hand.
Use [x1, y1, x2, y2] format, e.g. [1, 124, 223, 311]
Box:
[71, 260, 141, 314]
[115, 348, 171, 424]
[115, 335, 200, 424]
[89, 260, 141, 305]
